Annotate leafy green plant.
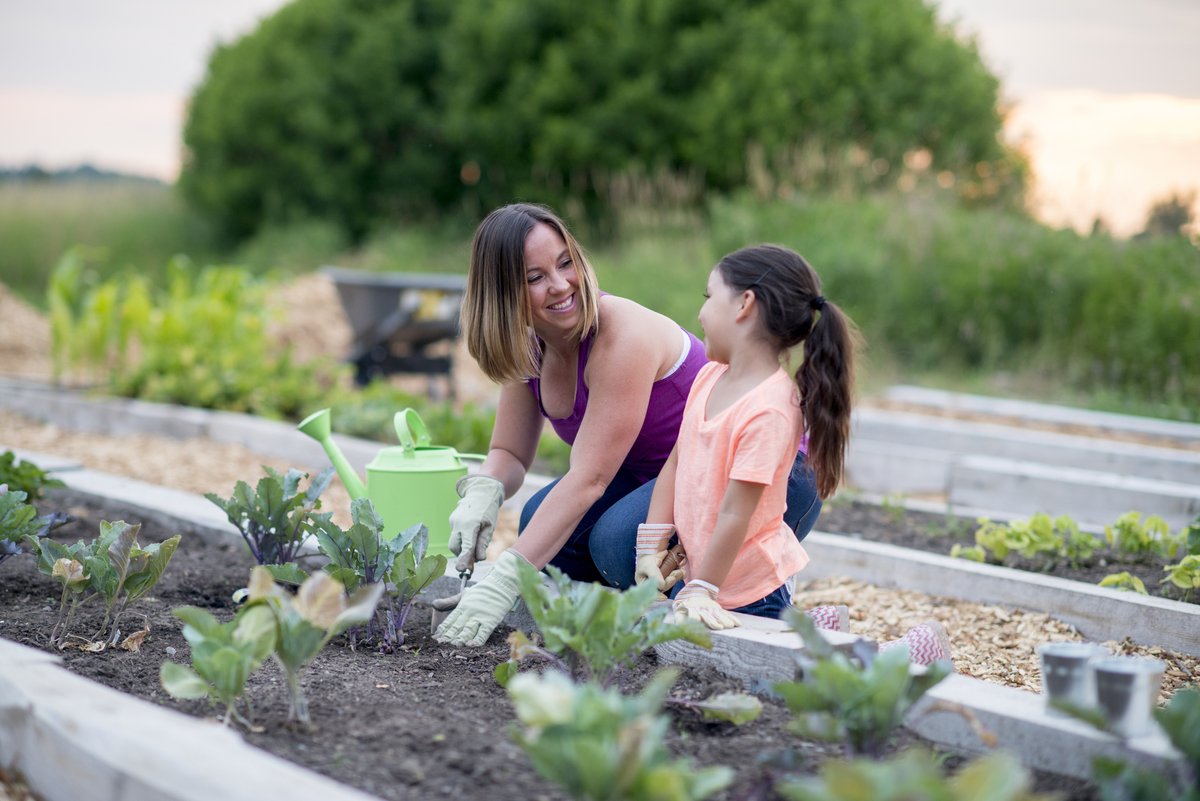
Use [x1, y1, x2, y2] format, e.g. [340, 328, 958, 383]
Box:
[881, 493, 907, 526]
[312, 498, 446, 649]
[159, 604, 277, 726]
[48, 251, 344, 419]
[239, 566, 383, 724]
[1099, 572, 1148, 595]
[1106, 512, 1181, 561]
[206, 466, 333, 567]
[507, 669, 733, 801]
[1, 487, 67, 566]
[28, 519, 181, 647]
[969, 513, 1098, 569]
[774, 609, 951, 758]
[948, 544, 986, 563]
[1162, 556, 1200, 601]
[777, 748, 1053, 801]
[0, 451, 65, 502]
[494, 563, 710, 688]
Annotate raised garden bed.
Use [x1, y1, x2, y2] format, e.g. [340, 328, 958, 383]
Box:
[0, 495, 1102, 801]
[816, 498, 1195, 606]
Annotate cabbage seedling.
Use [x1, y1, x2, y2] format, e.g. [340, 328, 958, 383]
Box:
[160, 604, 277, 726]
[508, 669, 733, 801]
[2, 486, 67, 566]
[241, 566, 383, 724]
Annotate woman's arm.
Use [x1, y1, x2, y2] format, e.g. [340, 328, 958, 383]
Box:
[693, 479, 766, 587]
[479, 381, 545, 498]
[512, 302, 669, 568]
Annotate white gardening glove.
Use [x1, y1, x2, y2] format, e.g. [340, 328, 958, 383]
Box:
[672, 579, 739, 630]
[634, 524, 687, 598]
[634, 523, 676, 590]
[447, 474, 505, 572]
[434, 549, 530, 647]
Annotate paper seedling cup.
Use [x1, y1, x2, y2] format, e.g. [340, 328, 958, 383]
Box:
[1036, 642, 1107, 712]
[1091, 656, 1165, 739]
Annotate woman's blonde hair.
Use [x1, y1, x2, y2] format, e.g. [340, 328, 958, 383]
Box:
[462, 203, 600, 383]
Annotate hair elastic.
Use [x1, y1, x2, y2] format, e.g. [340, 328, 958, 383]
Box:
[809, 295, 826, 311]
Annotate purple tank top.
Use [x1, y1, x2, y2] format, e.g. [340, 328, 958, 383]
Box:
[527, 327, 708, 484]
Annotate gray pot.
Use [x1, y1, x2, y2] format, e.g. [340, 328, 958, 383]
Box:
[1092, 656, 1165, 739]
[1037, 642, 1107, 712]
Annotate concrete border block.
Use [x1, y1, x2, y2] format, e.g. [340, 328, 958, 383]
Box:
[950, 454, 1200, 529]
[845, 439, 951, 494]
[0, 446, 84, 473]
[0, 641, 379, 801]
[654, 612, 861, 685]
[908, 673, 1183, 780]
[800, 531, 1200, 656]
[884, 385, 1200, 445]
[854, 408, 1200, 485]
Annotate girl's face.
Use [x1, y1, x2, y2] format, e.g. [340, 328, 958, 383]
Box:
[698, 267, 740, 363]
[524, 222, 580, 336]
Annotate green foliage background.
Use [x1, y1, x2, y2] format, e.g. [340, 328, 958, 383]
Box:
[180, 0, 1015, 241]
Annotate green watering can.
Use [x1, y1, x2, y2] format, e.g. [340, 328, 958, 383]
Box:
[297, 407, 485, 557]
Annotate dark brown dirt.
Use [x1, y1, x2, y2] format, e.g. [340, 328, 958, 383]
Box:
[0, 495, 1099, 801]
[817, 500, 1195, 605]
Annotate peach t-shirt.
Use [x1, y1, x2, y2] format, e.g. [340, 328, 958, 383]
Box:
[673, 362, 810, 608]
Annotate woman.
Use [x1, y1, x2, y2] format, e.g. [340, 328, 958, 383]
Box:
[434, 204, 821, 647]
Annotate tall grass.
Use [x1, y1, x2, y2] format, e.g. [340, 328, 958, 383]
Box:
[0, 181, 221, 307]
[7, 181, 1197, 420]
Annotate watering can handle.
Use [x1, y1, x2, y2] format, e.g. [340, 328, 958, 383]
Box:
[394, 408, 432, 452]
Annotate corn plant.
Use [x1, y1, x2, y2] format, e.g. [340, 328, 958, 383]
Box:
[0, 451, 65, 502]
[27, 519, 180, 647]
[494, 562, 710, 688]
[312, 497, 446, 650]
[507, 669, 733, 801]
[777, 748, 1052, 801]
[206, 466, 333, 567]
[160, 604, 277, 727]
[774, 609, 951, 759]
[239, 566, 383, 724]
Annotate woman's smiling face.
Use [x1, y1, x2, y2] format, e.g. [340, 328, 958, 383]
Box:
[524, 222, 579, 336]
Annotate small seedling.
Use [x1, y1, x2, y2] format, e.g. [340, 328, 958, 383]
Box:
[494, 562, 709, 688]
[1098, 571, 1148, 595]
[206, 466, 333, 567]
[160, 604, 276, 726]
[774, 609, 951, 758]
[0, 451, 65, 502]
[239, 566, 383, 724]
[507, 669, 733, 801]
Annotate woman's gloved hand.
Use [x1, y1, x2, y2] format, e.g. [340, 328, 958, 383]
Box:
[634, 523, 679, 590]
[447, 475, 505, 571]
[672, 579, 738, 630]
[434, 549, 530, 647]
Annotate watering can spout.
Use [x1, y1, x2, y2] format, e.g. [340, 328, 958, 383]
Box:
[297, 408, 368, 499]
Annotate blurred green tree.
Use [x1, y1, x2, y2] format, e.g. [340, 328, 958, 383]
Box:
[181, 0, 1016, 241]
[1137, 190, 1197, 240]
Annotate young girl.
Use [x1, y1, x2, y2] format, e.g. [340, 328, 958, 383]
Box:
[635, 244, 950, 665]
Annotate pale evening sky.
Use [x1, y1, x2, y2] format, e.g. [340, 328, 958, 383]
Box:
[1, 0, 1198, 236]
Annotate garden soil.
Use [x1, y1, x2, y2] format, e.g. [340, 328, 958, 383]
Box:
[0, 496, 1098, 801]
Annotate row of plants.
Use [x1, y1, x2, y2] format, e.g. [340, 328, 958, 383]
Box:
[949, 510, 1200, 601]
[6, 450, 1199, 799]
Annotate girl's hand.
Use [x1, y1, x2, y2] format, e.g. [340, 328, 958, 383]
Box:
[672, 579, 738, 630]
[634, 523, 677, 590]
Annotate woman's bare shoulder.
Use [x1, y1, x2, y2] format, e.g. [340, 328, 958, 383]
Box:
[592, 294, 681, 369]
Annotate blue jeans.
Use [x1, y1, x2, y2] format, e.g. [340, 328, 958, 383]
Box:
[518, 452, 822, 590]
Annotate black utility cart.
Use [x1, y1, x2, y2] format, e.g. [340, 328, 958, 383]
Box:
[323, 266, 468, 398]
